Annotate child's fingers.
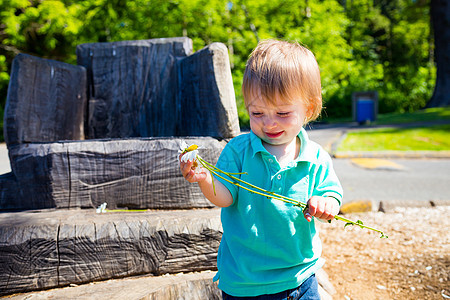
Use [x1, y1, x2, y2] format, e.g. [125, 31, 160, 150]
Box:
[304, 196, 337, 222]
[180, 160, 194, 178]
[180, 159, 208, 183]
[317, 200, 326, 218]
[303, 198, 316, 222]
[304, 211, 313, 222]
[186, 168, 208, 183]
[307, 197, 318, 216]
[318, 200, 338, 221]
[324, 201, 338, 220]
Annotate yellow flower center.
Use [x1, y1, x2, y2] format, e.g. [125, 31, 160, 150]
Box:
[185, 144, 198, 152]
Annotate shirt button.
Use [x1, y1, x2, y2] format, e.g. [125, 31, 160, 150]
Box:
[277, 174, 282, 180]
[268, 159, 273, 163]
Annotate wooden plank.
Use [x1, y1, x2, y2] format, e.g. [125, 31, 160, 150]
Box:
[0, 172, 20, 211]
[76, 38, 193, 139]
[0, 209, 222, 296]
[0, 223, 60, 294]
[77, 39, 240, 140]
[4, 53, 87, 147]
[5, 137, 225, 210]
[178, 42, 240, 138]
[7, 271, 220, 300]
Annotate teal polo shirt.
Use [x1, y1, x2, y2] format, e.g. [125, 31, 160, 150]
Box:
[212, 128, 343, 297]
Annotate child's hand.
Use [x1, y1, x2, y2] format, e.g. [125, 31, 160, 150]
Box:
[179, 154, 210, 183]
[304, 196, 340, 222]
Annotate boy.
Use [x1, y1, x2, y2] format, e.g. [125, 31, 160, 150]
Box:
[180, 39, 343, 299]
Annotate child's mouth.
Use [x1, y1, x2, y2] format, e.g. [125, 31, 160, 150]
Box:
[265, 131, 283, 138]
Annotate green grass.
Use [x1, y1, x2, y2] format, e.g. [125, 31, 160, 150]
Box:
[338, 124, 450, 152]
[322, 107, 450, 125]
[375, 107, 450, 125]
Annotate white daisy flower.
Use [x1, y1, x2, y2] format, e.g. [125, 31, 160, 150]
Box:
[178, 140, 189, 154]
[96, 202, 107, 213]
[178, 141, 200, 162]
[180, 149, 198, 163]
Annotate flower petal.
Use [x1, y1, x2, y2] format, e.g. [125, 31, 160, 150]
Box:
[181, 150, 198, 163]
[178, 140, 188, 154]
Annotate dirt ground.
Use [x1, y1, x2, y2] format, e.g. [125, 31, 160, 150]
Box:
[318, 205, 450, 300]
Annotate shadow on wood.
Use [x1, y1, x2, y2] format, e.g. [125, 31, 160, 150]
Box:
[1, 37, 239, 211]
[0, 209, 222, 296]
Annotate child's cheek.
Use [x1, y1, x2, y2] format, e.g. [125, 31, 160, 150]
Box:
[249, 116, 263, 127]
[280, 115, 300, 126]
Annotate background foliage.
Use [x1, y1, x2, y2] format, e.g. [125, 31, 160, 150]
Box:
[0, 0, 436, 130]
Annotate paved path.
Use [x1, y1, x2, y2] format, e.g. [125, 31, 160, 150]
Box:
[306, 123, 450, 209]
[0, 143, 10, 174]
[333, 157, 450, 209]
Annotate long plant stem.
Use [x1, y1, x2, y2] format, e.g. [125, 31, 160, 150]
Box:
[198, 157, 304, 207]
[196, 155, 388, 238]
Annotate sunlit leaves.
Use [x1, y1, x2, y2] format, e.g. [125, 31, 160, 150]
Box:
[0, 0, 436, 126]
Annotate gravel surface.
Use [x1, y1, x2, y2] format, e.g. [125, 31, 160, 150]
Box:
[318, 206, 450, 300]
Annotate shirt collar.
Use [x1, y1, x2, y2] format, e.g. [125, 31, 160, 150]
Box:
[250, 128, 317, 163]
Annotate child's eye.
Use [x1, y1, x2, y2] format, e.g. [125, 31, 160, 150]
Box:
[277, 112, 291, 117]
[251, 112, 263, 117]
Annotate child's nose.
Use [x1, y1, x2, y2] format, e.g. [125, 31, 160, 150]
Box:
[263, 115, 277, 128]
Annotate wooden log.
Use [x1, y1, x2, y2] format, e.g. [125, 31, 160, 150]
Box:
[0, 208, 222, 296]
[178, 42, 240, 138]
[6, 271, 221, 300]
[0, 222, 60, 294]
[0, 172, 20, 210]
[4, 53, 87, 147]
[77, 38, 240, 140]
[76, 38, 193, 139]
[5, 137, 225, 211]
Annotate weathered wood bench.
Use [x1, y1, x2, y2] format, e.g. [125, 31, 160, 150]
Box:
[0, 208, 222, 296]
[0, 37, 238, 296]
[1, 37, 239, 211]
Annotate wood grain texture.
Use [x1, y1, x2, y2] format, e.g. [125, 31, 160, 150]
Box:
[7, 271, 220, 300]
[0, 172, 19, 210]
[77, 38, 239, 139]
[76, 38, 193, 139]
[2, 137, 225, 211]
[4, 53, 87, 147]
[0, 209, 222, 296]
[179, 42, 240, 138]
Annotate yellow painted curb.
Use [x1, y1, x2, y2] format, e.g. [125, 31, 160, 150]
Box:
[350, 158, 404, 170]
[340, 200, 372, 214]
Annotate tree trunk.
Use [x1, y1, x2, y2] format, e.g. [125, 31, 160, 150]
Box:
[427, 0, 450, 107]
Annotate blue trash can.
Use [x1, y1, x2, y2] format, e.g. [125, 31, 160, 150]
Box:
[352, 91, 378, 124]
[356, 99, 375, 123]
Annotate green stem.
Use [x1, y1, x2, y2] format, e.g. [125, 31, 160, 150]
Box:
[200, 160, 299, 206]
[196, 155, 387, 238]
[335, 215, 388, 238]
[198, 157, 305, 207]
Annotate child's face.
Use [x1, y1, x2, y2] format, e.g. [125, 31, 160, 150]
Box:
[247, 90, 310, 147]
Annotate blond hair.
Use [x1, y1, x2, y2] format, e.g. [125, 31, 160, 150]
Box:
[242, 39, 322, 123]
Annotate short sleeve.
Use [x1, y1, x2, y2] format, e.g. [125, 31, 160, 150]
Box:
[214, 140, 243, 205]
[312, 151, 343, 205]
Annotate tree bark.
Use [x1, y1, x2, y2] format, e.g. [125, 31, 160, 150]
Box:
[427, 0, 450, 107]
